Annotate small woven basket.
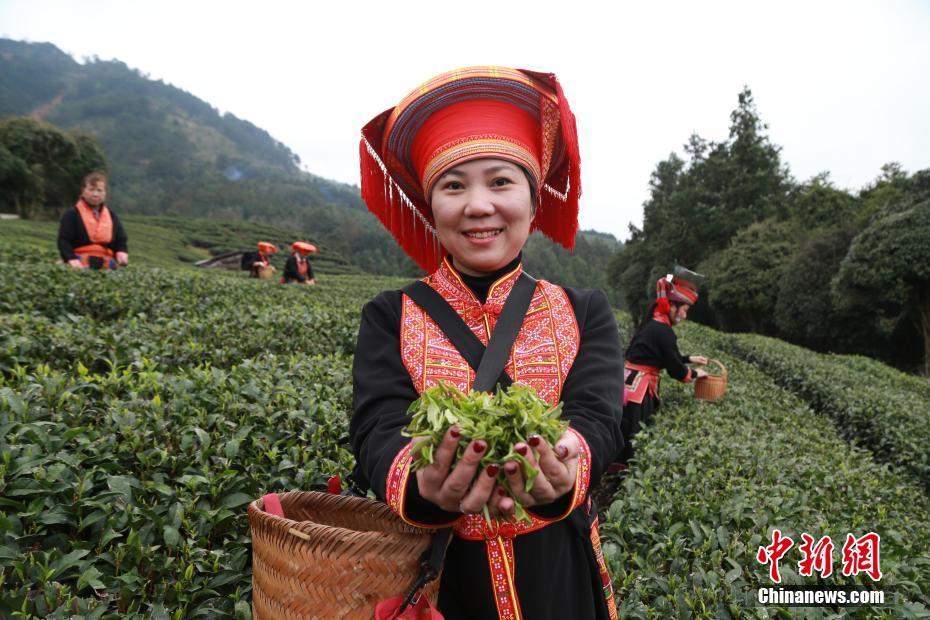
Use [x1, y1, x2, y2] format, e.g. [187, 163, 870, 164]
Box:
[257, 265, 275, 279]
[694, 358, 728, 401]
[249, 490, 441, 620]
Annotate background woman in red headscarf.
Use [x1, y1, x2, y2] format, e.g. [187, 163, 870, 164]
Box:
[350, 67, 622, 620]
[282, 241, 316, 285]
[618, 270, 709, 466]
[250, 241, 277, 278]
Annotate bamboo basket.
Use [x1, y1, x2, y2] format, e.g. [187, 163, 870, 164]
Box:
[257, 264, 276, 279]
[694, 358, 728, 401]
[248, 490, 441, 620]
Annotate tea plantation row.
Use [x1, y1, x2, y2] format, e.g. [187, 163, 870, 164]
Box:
[601, 320, 930, 619]
[2, 355, 355, 618]
[2, 253, 929, 618]
[717, 332, 930, 491]
[1, 249, 402, 374]
[1, 251, 381, 617]
[0, 216, 362, 274]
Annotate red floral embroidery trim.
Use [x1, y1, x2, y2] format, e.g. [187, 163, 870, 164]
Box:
[400, 261, 580, 404]
[385, 443, 414, 522]
[590, 514, 619, 620]
[486, 536, 523, 620]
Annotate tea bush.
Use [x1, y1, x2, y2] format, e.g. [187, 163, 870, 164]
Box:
[602, 322, 930, 618]
[722, 332, 930, 490]
[0, 252, 405, 375]
[2, 246, 929, 618]
[0, 248, 390, 617]
[1, 354, 355, 618]
[0, 216, 361, 274]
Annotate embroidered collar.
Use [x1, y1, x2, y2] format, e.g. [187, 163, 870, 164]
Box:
[431, 255, 523, 317]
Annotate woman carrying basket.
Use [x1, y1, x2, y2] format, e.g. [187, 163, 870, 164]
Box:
[250, 241, 278, 278]
[350, 67, 623, 619]
[617, 268, 709, 465]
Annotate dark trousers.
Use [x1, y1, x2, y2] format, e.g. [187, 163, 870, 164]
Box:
[618, 394, 658, 464]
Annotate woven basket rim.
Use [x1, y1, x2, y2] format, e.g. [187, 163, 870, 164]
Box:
[694, 359, 727, 401]
[248, 490, 435, 538]
[699, 358, 727, 380]
[249, 490, 441, 617]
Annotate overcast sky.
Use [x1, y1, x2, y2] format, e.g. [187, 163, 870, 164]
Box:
[2, 0, 928, 240]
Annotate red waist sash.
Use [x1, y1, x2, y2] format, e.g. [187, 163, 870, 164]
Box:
[624, 361, 660, 405]
[74, 243, 114, 258]
[73, 244, 117, 270]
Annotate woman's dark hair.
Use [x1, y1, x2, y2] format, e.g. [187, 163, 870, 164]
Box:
[82, 170, 107, 189]
[520, 166, 539, 214]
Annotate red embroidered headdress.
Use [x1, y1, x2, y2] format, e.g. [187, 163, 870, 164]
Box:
[655, 266, 702, 317]
[359, 66, 582, 272]
[291, 241, 317, 256]
[257, 242, 278, 255]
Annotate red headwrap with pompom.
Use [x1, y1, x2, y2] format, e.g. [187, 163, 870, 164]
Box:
[654, 274, 699, 322]
[359, 66, 581, 273]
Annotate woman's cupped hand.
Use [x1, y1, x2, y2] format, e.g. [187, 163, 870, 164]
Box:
[414, 427, 579, 518]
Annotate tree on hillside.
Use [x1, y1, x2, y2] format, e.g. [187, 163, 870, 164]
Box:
[0, 143, 42, 216]
[644, 89, 791, 261]
[704, 219, 796, 334]
[607, 227, 656, 322]
[857, 163, 915, 223]
[774, 226, 879, 352]
[835, 201, 930, 375]
[0, 117, 106, 218]
[786, 173, 861, 230]
[610, 87, 791, 319]
[714, 88, 792, 236]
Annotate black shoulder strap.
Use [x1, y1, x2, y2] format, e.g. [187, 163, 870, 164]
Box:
[403, 280, 486, 371]
[401, 273, 537, 392]
[396, 526, 452, 612]
[472, 274, 536, 392]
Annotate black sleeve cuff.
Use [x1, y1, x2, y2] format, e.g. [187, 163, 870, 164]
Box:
[402, 474, 462, 526]
[526, 493, 573, 520]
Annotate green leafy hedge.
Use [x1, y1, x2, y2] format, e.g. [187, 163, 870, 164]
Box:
[0, 251, 386, 618]
[0, 253, 404, 375]
[722, 332, 930, 490]
[1, 355, 354, 618]
[602, 322, 930, 618]
[3, 248, 929, 618]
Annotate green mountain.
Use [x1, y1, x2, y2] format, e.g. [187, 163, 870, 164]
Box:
[0, 38, 621, 287]
[0, 40, 344, 196]
[0, 38, 414, 276]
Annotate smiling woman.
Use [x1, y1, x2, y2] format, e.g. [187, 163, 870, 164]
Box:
[348, 66, 625, 619]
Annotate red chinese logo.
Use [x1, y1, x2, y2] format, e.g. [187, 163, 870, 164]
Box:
[757, 529, 794, 583]
[757, 530, 882, 583]
[798, 534, 835, 578]
[841, 533, 882, 581]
